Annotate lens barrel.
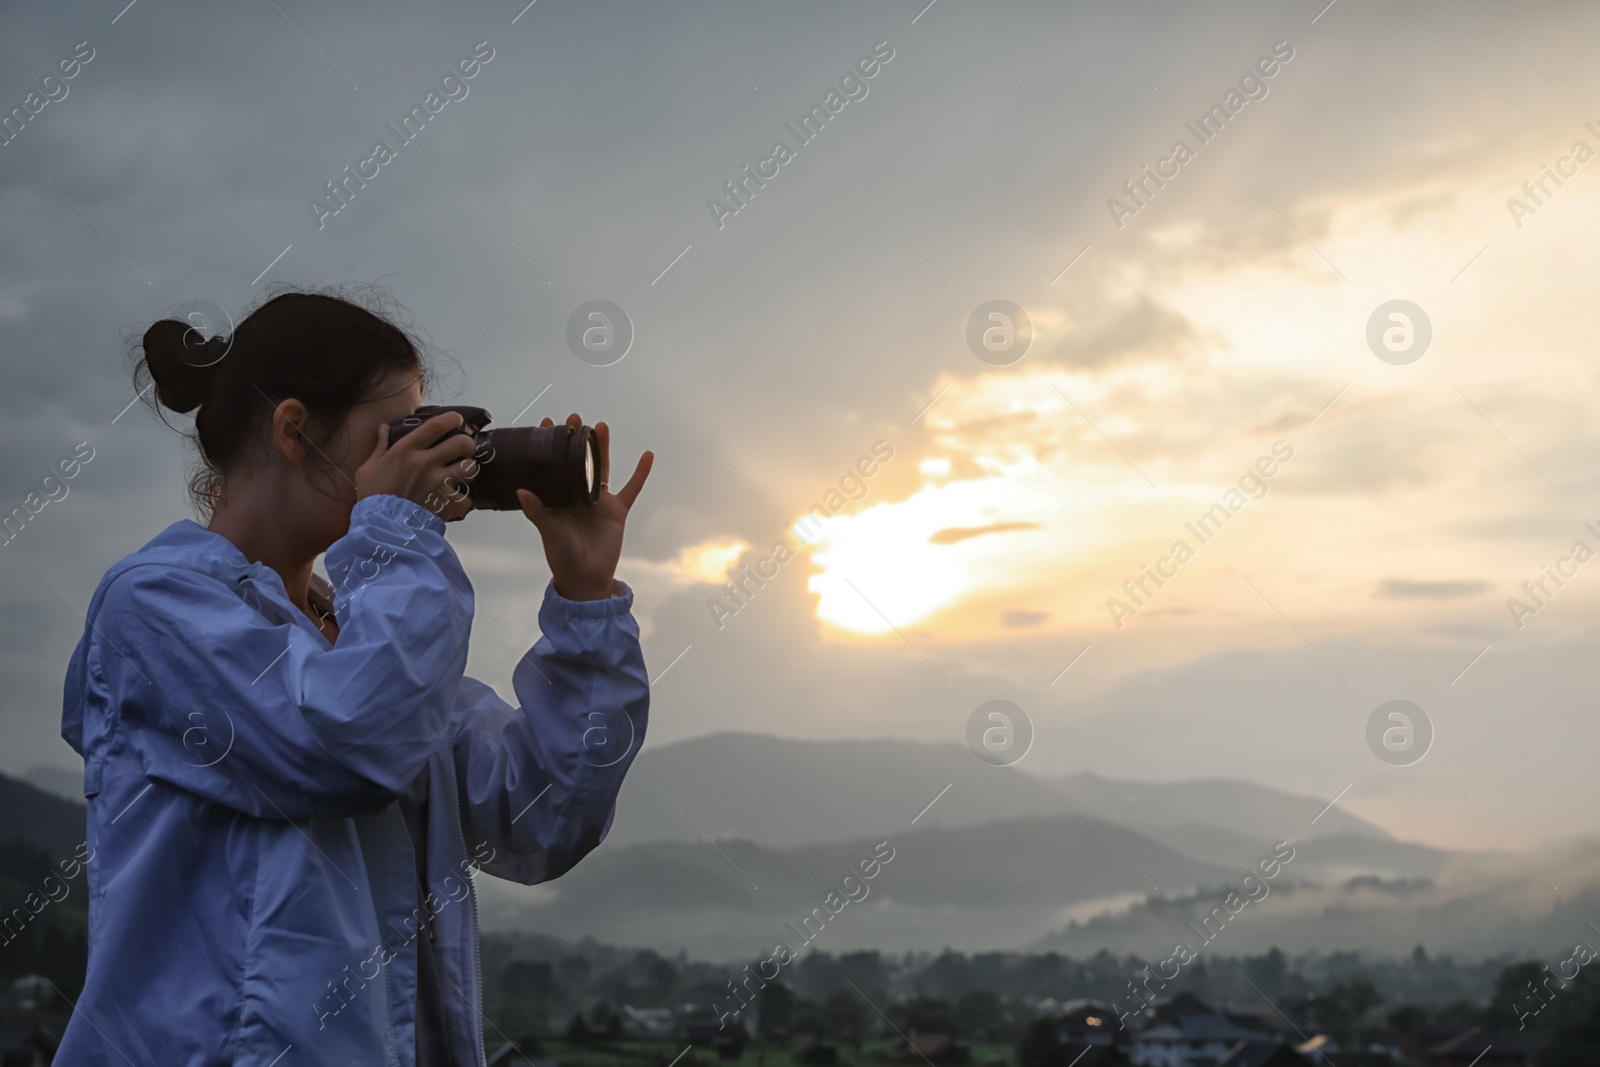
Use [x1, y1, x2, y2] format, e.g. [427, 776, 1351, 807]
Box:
[474, 424, 599, 510]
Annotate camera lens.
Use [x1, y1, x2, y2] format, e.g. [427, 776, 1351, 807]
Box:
[471, 424, 600, 510]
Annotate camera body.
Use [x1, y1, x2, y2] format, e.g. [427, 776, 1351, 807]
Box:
[386, 405, 600, 511]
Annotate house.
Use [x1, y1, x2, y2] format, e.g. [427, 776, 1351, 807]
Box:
[1128, 1011, 1257, 1067]
[1152, 993, 1219, 1027]
[1056, 1000, 1119, 1047]
[1426, 1027, 1545, 1067]
[1222, 1004, 1283, 1036]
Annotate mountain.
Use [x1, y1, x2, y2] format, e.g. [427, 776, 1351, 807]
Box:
[473, 813, 1242, 958]
[4, 737, 1393, 860]
[0, 771, 86, 861]
[1050, 772, 1389, 844]
[23, 765, 84, 804]
[604, 733, 1390, 849]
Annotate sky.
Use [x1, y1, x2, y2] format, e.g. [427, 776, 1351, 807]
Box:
[4, 0, 1600, 855]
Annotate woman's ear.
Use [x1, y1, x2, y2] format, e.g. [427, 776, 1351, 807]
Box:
[268, 398, 312, 465]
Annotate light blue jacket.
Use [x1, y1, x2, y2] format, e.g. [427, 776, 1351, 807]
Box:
[58, 494, 649, 1066]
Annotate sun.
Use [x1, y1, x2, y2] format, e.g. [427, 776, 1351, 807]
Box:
[805, 474, 1057, 637]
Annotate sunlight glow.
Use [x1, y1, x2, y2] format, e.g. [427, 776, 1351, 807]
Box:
[675, 539, 749, 584]
[808, 476, 1057, 636]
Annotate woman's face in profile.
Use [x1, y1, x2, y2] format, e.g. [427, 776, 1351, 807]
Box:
[301, 372, 425, 537]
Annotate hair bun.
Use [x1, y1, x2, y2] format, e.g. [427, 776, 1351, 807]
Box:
[142, 318, 223, 413]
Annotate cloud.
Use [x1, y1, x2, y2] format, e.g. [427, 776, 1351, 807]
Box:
[1042, 296, 1205, 371]
[1377, 579, 1490, 600]
[671, 539, 750, 585]
[999, 609, 1048, 628]
[928, 521, 1041, 545]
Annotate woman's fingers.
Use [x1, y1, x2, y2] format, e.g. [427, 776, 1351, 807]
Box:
[615, 450, 654, 510]
[369, 423, 391, 460]
[438, 433, 478, 462]
[396, 410, 466, 451]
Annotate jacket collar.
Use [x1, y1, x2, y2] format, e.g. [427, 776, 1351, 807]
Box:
[130, 520, 333, 620]
[63, 521, 332, 755]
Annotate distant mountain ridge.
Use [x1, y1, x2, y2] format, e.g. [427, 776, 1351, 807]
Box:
[473, 812, 1244, 958]
[11, 735, 1390, 855]
[0, 770, 86, 862]
[604, 732, 1391, 851]
[24, 765, 83, 804]
[472, 809, 1520, 960]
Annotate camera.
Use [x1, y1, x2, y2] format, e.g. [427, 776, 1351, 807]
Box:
[386, 405, 600, 511]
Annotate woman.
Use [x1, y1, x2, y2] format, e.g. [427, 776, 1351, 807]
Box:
[58, 289, 653, 1066]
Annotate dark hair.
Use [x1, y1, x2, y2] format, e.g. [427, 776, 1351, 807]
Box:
[134, 285, 430, 514]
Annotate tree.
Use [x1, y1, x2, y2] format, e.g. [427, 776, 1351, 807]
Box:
[759, 983, 795, 1038]
[1320, 980, 1382, 1045]
[561, 954, 593, 989]
[925, 951, 975, 1000]
[1536, 966, 1600, 1066]
[822, 991, 866, 1043]
[646, 956, 679, 1003]
[955, 991, 1003, 1037]
[590, 1001, 624, 1041]
[512, 1034, 546, 1058]
[1016, 1018, 1061, 1067]
[498, 960, 555, 1038]
[1246, 949, 1288, 999]
[1387, 1003, 1425, 1035]
[504, 960, 556, 1002]
[896, 996, 955, 1019]
[838, 951, 888, 997]
[1484, 962, 1548, 1031]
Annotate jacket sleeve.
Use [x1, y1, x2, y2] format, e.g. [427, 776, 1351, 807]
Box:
[450, 581, 649, 884]
[89, 495, 474, 820]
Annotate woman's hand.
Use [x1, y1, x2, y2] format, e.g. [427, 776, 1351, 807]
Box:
[518, 414, 653, 601]
[355, 411, 479, 521]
